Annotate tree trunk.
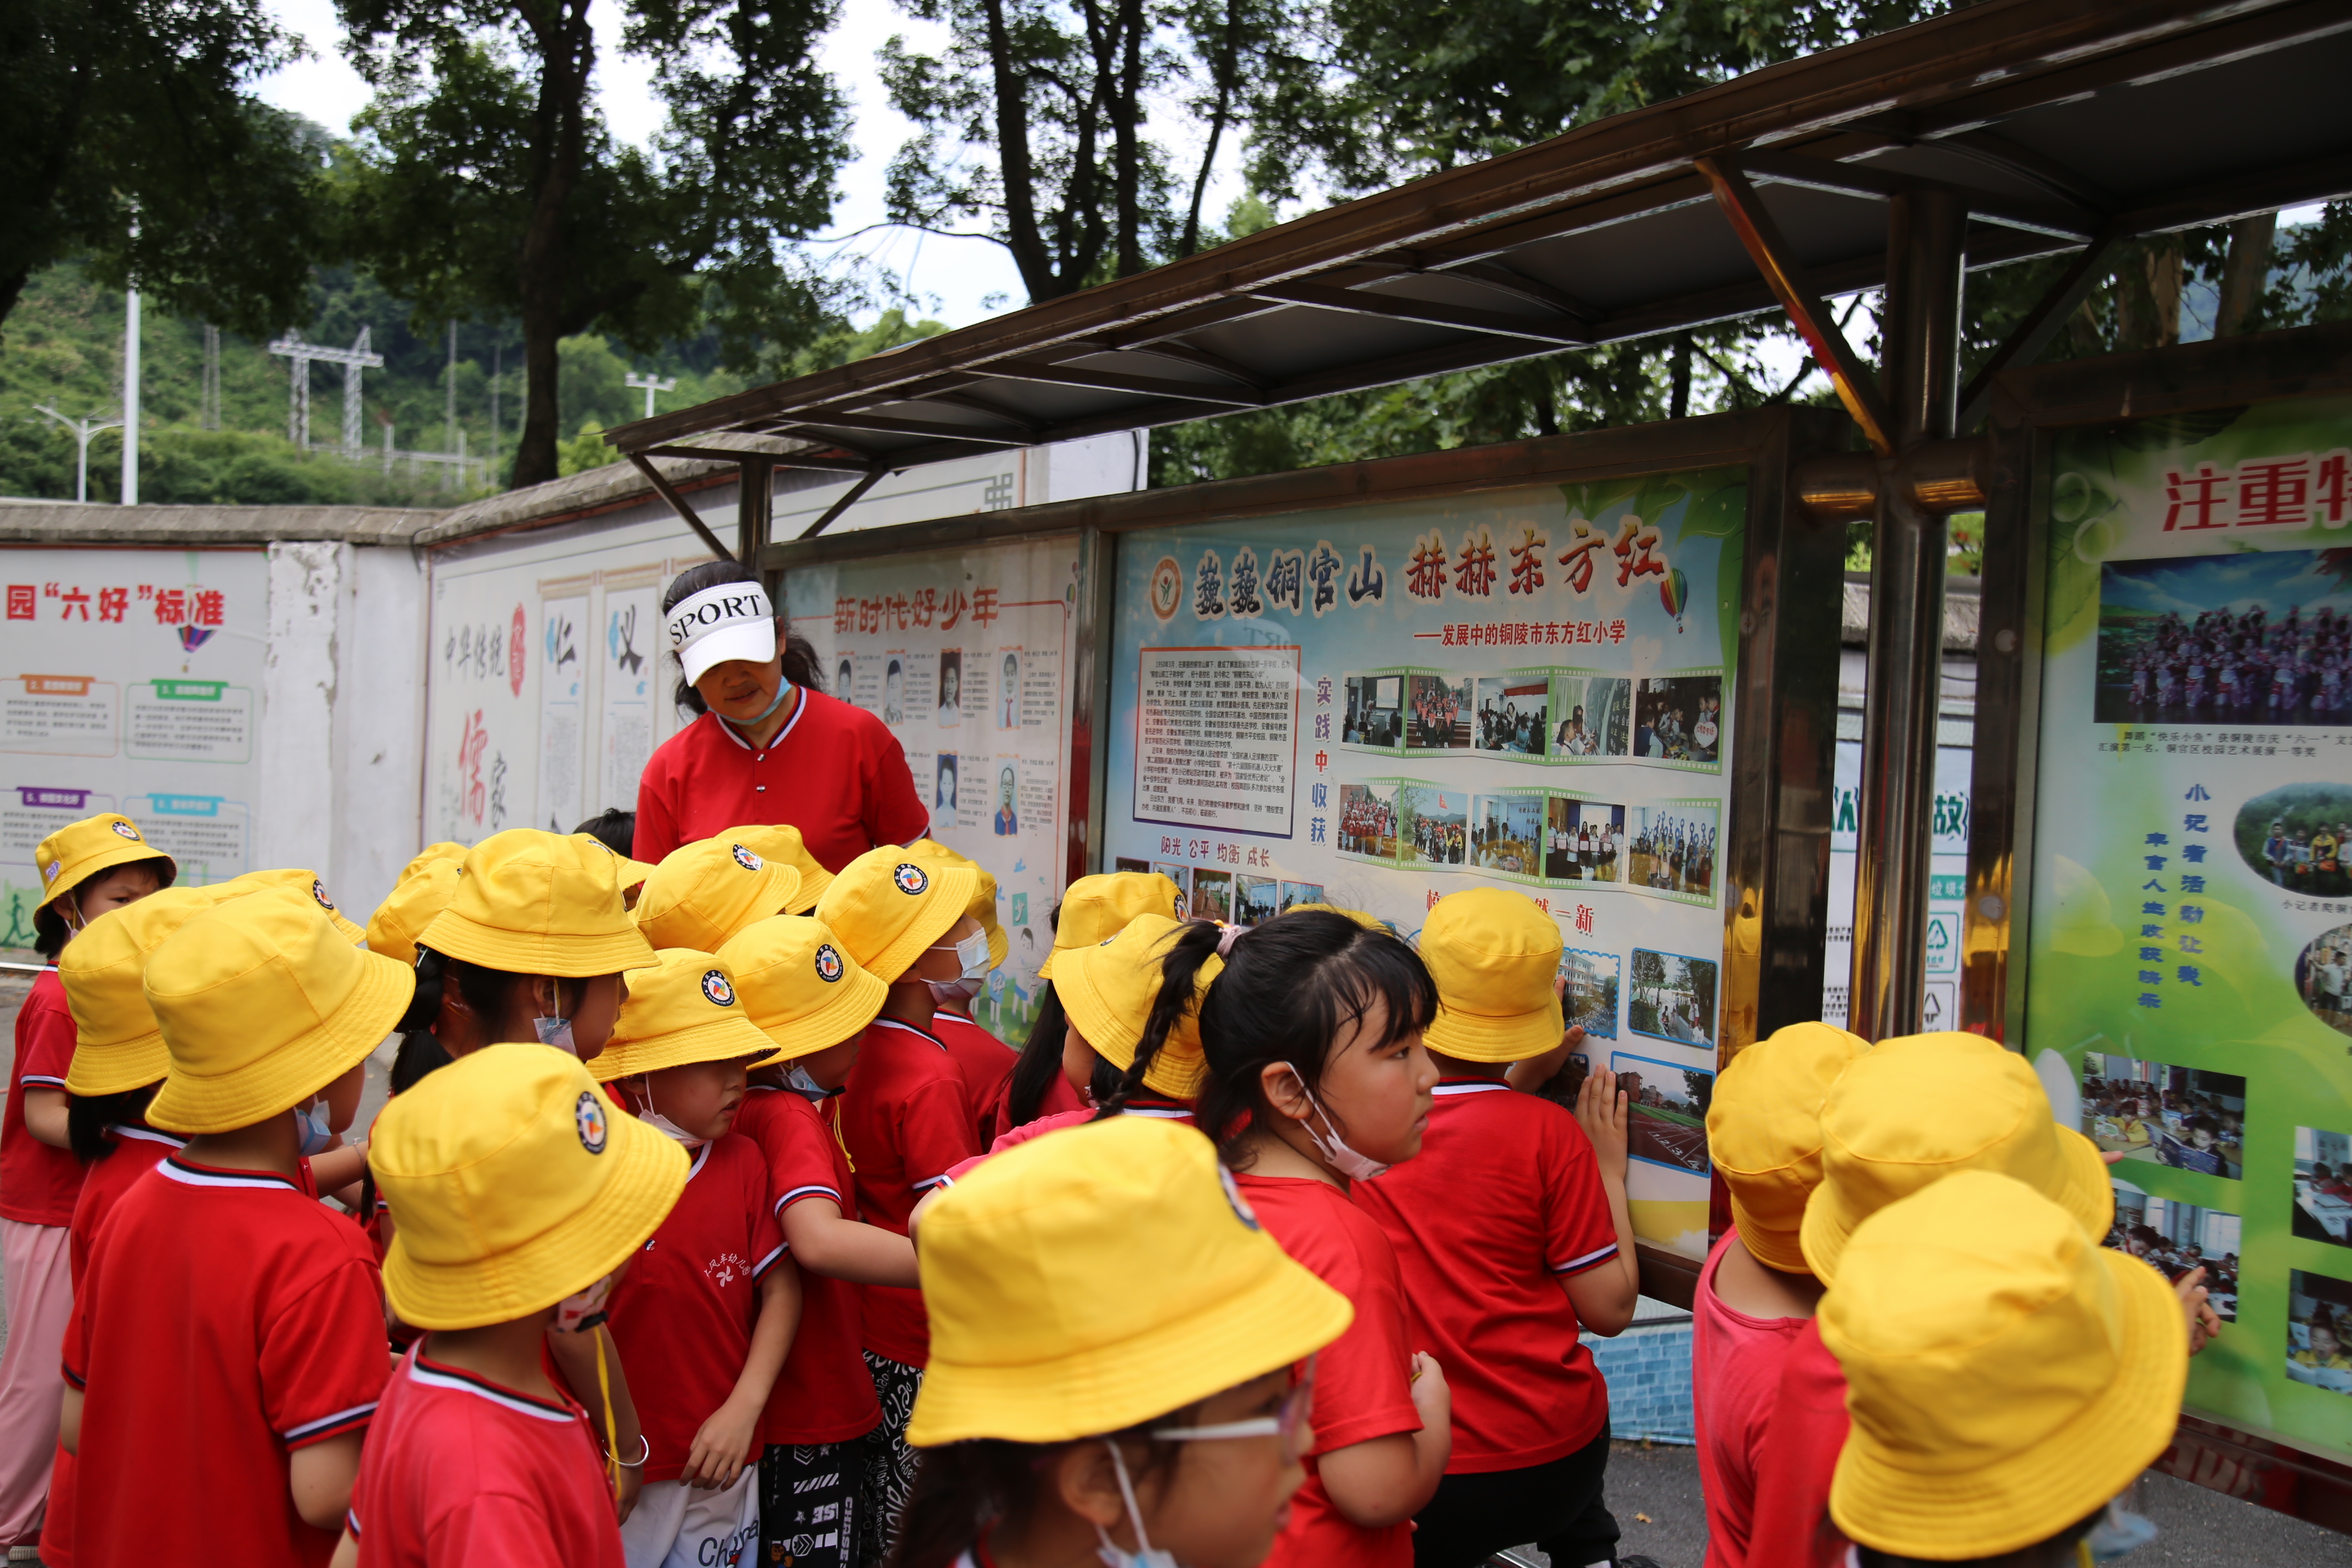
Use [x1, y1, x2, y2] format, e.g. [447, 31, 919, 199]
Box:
[2114, 237, 2182, 352]
[2214, 213, 2275, 338]
[1669, 332, 1692, 420]
[982, 0, 1055, 300]
[1178, 0, 1240, 258]
[509, 0, 597, 489]
[1112, 0, 1147, 277]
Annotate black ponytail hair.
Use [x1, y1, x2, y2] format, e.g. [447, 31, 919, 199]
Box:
[387, 948, 535, 1093]
[660, 558, 823, 714]
[1164, 910, 1436, 1168]
[1002, 985, 1073, 1128]
[66, 1083, 160, 1165]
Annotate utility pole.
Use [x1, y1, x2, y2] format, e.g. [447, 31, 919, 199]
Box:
[202, 325, 220, 430]
[268, 331, 383, 450]
[490, 344, 502, 470]
[445, 321, 457, 459]
[34, 406, 124, 504]
[121, 283, 141, 505]
[625, 371, 678, 420]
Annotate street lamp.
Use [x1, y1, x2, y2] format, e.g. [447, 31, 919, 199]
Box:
[34, 406, 126, 504]
[625, 372, 678, 420]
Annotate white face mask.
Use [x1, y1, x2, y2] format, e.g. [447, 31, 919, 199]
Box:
[1286, 1069, 1391, 1181]
[928, 977, 983, 1008]
[636, 1078, 709, 1148]
[928, 930, 992, 983]
[534, 980, 577, 1056]
[1093, 1442, 1181, 1568]
[552, 1272, 615, 1335]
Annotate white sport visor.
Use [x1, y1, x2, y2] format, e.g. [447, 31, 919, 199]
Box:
[667, 582, 779, 685]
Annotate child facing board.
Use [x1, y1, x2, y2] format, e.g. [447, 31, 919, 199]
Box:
[591, 949, 801, 1568]
[1150, 909, 1452, 1568]
[1349, 890, 1642, 1568]
[63, 892, 410, 1568]
[890, 1115, 1353, 1568]
[340, 1045, 689, 1568]
[905, 841, 1017, 1140]
[718, 914, 919, 1568]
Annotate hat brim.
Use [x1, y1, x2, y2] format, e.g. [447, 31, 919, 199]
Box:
[1725, 1198, 1811, 1276]
[588, 1014, 787, 1081]
[146, 948, 413, 1135]
[419, 908, 659, 979]
[1803, 1124, 2116, 1286]
[907, 1220, 1356, 1446]
[382, 1088, 691, 1330]
[46, 844, 177, 910]
[985, 923, 1009, 972]
[64, 1035, 170, 1098]
[1036, 948, 1064, 980]
[865, 865, 981, 985]
[1828, 1247, 2186, 1558]
[745, 968, 889, 1063]
[785, 868, 832, 916]
[680, 620, 777, 687]
[1422, 993, 1567, 1063]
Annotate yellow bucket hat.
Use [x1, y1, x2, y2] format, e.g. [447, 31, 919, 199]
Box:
[909, 1115, 1354, 1446]
[725, 825, 832, 913]
[908, 839, 1008, 970]
[1417, 888, 1564, 1062]
[635, 838, 803, 952]
[366, 859, 463, 968]
[571, 834, 657, 905]
[418, 829, 658, 978]
[143, 894, 415, 1134]
[34, 814, 175, 909]
[1800, 1032, 2111, 1284]
[1039, 872, 1181, 979]
[211, 867, 368, 944]
[588, 948, 783, 1083]
[716, 916, 889, 1063]
[1823, 1170, 2186, 1559]
[59, 888, 224, 1097]
[1054, 914, 1217, 1098]
[813, 846, 979, 985]
[401, 842, 468, 879]
[375, 1044, 689, 1330]
[1706, 1021, 1869, 1274]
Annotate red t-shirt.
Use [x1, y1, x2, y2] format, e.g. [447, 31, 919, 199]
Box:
[603, 1133, 786, 1483]
[3, 968, 85, 1226]
[1743, 1317, 1850, 1568]
[945, 1099, 1196, 1184]
[1352, 1079, 1618, 1471]
[981, 1064, 1086, 1146]
[632, 693, 928, 872]
[730, 1086, 883, 1445]
[1239, 1173, 1420, 1568]
[64, 1155, 391, 1568]
[838, 1018, 981, 1366]
[931, 1007, 1016, 1142]
[1692, 1229, 1816, 1568]
[348, 1351, 625, 1568]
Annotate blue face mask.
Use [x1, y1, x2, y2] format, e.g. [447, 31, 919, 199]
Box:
[785, 1063, 836, 1101]
[293, 1099, 336, 1157]
[721, 677, 793, 732]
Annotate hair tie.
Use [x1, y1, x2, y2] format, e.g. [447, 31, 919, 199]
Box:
[1216, 921, 1246, 957]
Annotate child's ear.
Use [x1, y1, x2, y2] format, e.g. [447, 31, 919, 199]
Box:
[1052, 1442, 1134, 1531]
[1258, 1061, 1311, 1124]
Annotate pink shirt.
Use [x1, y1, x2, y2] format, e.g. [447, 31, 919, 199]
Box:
[1692, 1228, 1812, 1568]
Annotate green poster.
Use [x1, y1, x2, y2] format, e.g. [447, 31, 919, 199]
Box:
[2027, 395, 2352, 1460]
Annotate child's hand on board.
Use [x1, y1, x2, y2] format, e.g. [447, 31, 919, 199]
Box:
[2174, 1266, 2223, 1354]
[1574, 1063, 1630, 1178]
[685, 1396, 762, 1489]
[1508, 1022, 1586, 1095]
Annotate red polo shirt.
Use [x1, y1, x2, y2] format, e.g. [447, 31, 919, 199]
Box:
[838, 1017, 980, 1366]
[603, 1133, 787, 1483]
[1743, 1317, 1850, 1568]
[632, 692, 928, 872]
[1351, 1078, 1618, 1470]
[930, 1006, 1017, 1142]
[65, 1155, 391, 1568]
[1692, 1228, 1816, 1568]
[730, 1086, 882, 1446]
[981, 1064, 1086, 1146]
[945, 1098, 1196, 1183]
[3, 969, 84, 1226]
[348, 1351, 624, 1568]
[1239, 1173, 1420, 1568]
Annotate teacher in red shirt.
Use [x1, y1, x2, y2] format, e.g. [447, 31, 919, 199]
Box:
[634, 561, 927, 871]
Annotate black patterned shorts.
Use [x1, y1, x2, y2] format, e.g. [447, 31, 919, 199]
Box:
[856, 1351, 924, 1567]
[760, 1440, 859, 1567]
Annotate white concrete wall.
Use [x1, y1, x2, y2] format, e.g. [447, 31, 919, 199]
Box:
[333, 545, 428, 920]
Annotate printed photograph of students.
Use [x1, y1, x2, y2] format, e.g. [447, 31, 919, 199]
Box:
[2287, 1269, 2352, 1392]
[1191, 868, 1235, 922]
[1277, 881, 1327, 914]
[1235, 876, 1280, 925]
[1351, 890, 1643, 1568]
[1471, 676, 1548, 756]
[718, 914, 916, 1568]
[2233, 782, 2352, 897]
[2092, 549, 2352, 725]
[591, 948, 798, 1567]
[992, 766, 1019, 836]
[812, 847, 988, 1556]
[1407, 674, 1471, 751]
[1401, 785, 1468, 868]
[2079, 1052, 2246, 1179]
[1338, 784, 1400, 860]
[888, 1115, 1351, 1568]
[1631, 676, 1722, 763]
[1545, 798, 1624, 883]
[348, 1046, 689, 1568]
[1149, 909, 1451, 1568]
[1627, 948, 1716, 1047]
[1625, 807, 1716, 898]
[1553, 676, 1631, 758]
[1469, 796, 1543, 877]
[63, 891, 410, 1568]
[998, 652, 1020, 729]
[2293, 1124, 2352, 1248]
[935, 651, 963, 729]
[0, 814, 173, 1562]
[2106, 1179, 2240, 1320]
[1342, 673, 1402, 747]
[883, 660, 905, 725]
[2295, 924, 2352, 1035]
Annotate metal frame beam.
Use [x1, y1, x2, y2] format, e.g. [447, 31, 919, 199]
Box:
[799, 466, 891, 539]
[1247, 279, 1591, 345]
[625, 453, 736, 562]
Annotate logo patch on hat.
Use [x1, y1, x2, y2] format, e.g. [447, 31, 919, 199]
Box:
[814, 943, 845, 983]
[731, 843, 763, 872]
[893, 861, 929, 896]
[311, 878, 337, 912]
[701, 969, 736, 1007]
[1217, 1164, 1261, 1231]
[44, 862, 60, 883]
[576, 1092, 608, 1154]
[110, 821, 141, 841]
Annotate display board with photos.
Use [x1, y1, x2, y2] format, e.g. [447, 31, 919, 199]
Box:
[782, 537, 1083, 1052]
[2021, 393, 2352, 1462]
[1104, 466, 1748, 1259]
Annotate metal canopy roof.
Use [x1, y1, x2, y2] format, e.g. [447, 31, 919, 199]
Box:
[609, 0, 2352, 518]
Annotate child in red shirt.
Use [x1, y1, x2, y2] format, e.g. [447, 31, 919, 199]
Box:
[718, 914, 918, 1568]
[1351, 890, 1640, 1568]
[63, 890, 407, 1568]
[1689, 1020, 1865, 1568]
[1144, 908, 1453, 1568]
[347, 1044, 689, 1568]
[905, 841, 1019, 1140]
[593, 948, 799, 1568]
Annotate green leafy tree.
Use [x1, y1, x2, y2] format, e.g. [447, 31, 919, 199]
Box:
[1, 0, 329, 335]
[333, 0, 852, 488]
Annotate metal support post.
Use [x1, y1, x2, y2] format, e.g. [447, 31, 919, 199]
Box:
[737, 458, 774, 569]
[1849, 190, 1965, 1041]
